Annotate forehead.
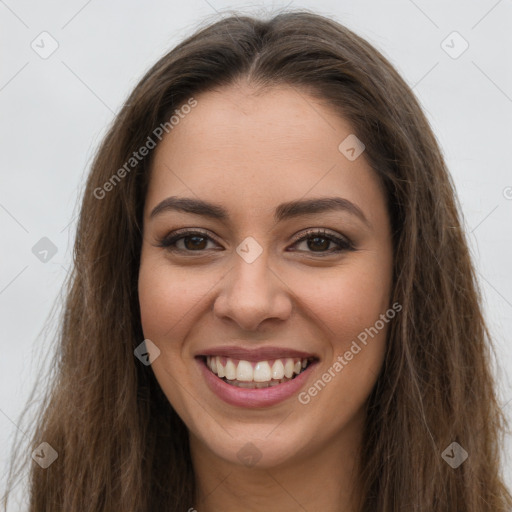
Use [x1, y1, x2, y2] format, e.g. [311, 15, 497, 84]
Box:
[145, 84, 386, 226]
[154, 83, 355, 165]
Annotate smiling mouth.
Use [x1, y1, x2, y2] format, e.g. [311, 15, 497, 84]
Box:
[199, 355, 316, 389]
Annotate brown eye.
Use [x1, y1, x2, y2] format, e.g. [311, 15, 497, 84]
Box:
[181, 234, 208, 250]
[158, 230, 219, 252]
[290, 229, 354, 255]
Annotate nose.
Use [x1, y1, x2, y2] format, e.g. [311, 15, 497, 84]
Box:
[213, 248, 293, 332]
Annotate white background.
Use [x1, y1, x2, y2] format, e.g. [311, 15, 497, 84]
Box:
[1, 0, 511, 509]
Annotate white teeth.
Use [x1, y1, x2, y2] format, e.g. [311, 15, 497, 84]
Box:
[253, 361, 272, 382]
[284, 358, 295, 378]
[216, 356, 225, 378]
[205, 355, 311, 384]
[227, 376, 293, 388]
[225, 359, 236, 380]
[236, 360, 253, 381]
[271, 360, 285, 379]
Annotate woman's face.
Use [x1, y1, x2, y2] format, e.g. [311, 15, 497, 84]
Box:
[138, 84, 394, 469]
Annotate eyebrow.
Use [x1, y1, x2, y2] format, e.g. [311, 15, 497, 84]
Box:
[149, 196, 371, 228]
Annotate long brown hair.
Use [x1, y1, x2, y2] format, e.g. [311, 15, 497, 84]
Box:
[3, 9, 511, 511]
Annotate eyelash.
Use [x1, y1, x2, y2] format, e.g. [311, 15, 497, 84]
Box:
[156, 228, 355, 256]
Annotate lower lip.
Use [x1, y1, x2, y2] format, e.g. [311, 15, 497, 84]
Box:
[197, 357, 317, 408]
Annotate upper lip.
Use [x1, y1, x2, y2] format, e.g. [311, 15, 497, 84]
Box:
[196, 345, 318, 362]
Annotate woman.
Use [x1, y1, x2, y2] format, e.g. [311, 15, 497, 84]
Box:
[4, 9, 511, 511]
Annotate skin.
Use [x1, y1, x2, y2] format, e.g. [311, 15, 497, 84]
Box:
[138, 82, 394, 512]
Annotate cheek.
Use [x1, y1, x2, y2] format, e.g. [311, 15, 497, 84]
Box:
[138, 256, 208, 340]
[295, 269, 391, 421]
[290, 259, 392, 347]
[137, 256, 196, 415]
[138, 263, 173, 341]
